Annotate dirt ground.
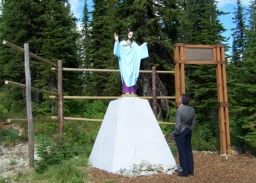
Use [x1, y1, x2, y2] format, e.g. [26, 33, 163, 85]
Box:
[88, 151, 256, 183]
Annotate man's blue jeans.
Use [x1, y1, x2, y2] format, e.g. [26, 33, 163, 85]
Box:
[175, 127, 194, 174]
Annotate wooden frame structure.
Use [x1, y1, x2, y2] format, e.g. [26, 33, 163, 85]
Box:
[3, 40, 57, 167]
[174, 43, 230, 154]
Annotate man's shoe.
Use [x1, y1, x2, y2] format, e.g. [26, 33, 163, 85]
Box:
[188, 171, 194, 176]
[178, 172, 189, 177]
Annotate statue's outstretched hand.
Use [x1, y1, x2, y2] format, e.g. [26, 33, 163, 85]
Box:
[114, 33, 119, 41]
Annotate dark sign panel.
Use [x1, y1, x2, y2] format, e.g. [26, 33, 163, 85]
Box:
[186, 48, 213, 61]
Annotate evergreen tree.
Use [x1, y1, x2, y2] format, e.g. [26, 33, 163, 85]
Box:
[88, 0, 120, 96]
[230, 0, 256, 154]
[231, 0, 246, 63]
[38, 0, 80, 96]
[80, 0, 91, 68]
[80, 0, 98, 96]
[35, 0, 80, 115]
[0, 0, 3, 12]
[0, 0, 42, 113]
[0, 0, 80, 115]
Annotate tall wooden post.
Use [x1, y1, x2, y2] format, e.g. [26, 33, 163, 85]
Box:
[175, 44, 185, 107]
[24, 43, 34, 167]
[152, 66, 157, 117]
[57, 60, 64, 136]
[175, 63, 180, 106]
[180, 46, 186, 95]
[175, 45, 181, 106]
[220, 46, 231, 153]
[216, 45, 230, 154]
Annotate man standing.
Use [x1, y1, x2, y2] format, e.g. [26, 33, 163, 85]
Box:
[113, 30, 148, 94]
[173, 94, 195, 176]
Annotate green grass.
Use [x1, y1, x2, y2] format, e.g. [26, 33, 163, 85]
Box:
[36, 158, 88, 183]
[15, 156, 89, 183]
[0, 176, 7, 183]
[0, 128, 20, 146]
[6, 119, 100, 182]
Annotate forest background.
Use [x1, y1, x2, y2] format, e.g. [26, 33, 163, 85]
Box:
[0, 0, 255, 177]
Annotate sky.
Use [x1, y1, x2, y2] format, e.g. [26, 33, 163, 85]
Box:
[216, 0, 250, 53]
[69, 0, 251, 53]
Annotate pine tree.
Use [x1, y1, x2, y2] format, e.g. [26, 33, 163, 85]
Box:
[0, 0, 80, 115]
[38, 0, 80, 96]
[80, 0, 100, 96]
[0, 0, 42, 113]
[231, 0, 246, 63]
[88, 0, 120, 96]
[230, 0, 256, 154]
[80, 0, 91, 69]
[35, 0, 81, 115]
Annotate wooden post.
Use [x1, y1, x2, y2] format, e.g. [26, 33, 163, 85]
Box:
[219, 49, 225, 154]
[174, 44, 186, 106]
[180, 63, 185, 94]
[220, 46, 231, 153]
[152, 66, 157, 117]
[180, 46, 185, 95]
[175, 63, 180, 106]
[216, 46, 227, 154]
[175, 45, 181, 106]
[24, 43, 34, 167]
[57, 60, 64, 136]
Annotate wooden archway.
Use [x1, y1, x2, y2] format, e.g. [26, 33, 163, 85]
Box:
[174, 43, 230, 154]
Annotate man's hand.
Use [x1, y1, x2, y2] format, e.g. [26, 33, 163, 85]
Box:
[114, 33, 119, 41]
[166, 131, 176, 142]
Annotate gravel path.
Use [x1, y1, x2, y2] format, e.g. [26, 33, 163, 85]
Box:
[1, 144, 256, 183]
[89, 151, 256, 183]
[0, 143, 29, 179]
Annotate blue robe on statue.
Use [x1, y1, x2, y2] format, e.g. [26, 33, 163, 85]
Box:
[114, 40, 149, 87]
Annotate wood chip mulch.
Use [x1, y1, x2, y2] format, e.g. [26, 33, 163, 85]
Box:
[89, 151, 256, 183]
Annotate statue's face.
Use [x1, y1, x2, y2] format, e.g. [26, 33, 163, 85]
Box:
[127, 31, 133, 40]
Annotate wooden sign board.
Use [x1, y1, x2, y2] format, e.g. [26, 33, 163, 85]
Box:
[175, 44, 223, 64]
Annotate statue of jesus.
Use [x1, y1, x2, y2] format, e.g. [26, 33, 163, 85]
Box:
[113, 30, 149, 94]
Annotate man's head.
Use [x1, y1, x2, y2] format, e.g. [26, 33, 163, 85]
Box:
[181, 94, 190, 105]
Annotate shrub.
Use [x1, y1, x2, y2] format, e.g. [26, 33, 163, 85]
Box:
[35, 137, 75, 173]
[192, 124, 218, 151]
[83, 101, 107, 118]
[0, 176, 7, 183]
[35, 121, 99, 173]
[0, 128, 20, 146]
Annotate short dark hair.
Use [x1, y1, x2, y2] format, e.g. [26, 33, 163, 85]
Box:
[181, 94, 190, 105]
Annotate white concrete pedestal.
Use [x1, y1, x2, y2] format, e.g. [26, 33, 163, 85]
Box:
[89, 97, 176, 173]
